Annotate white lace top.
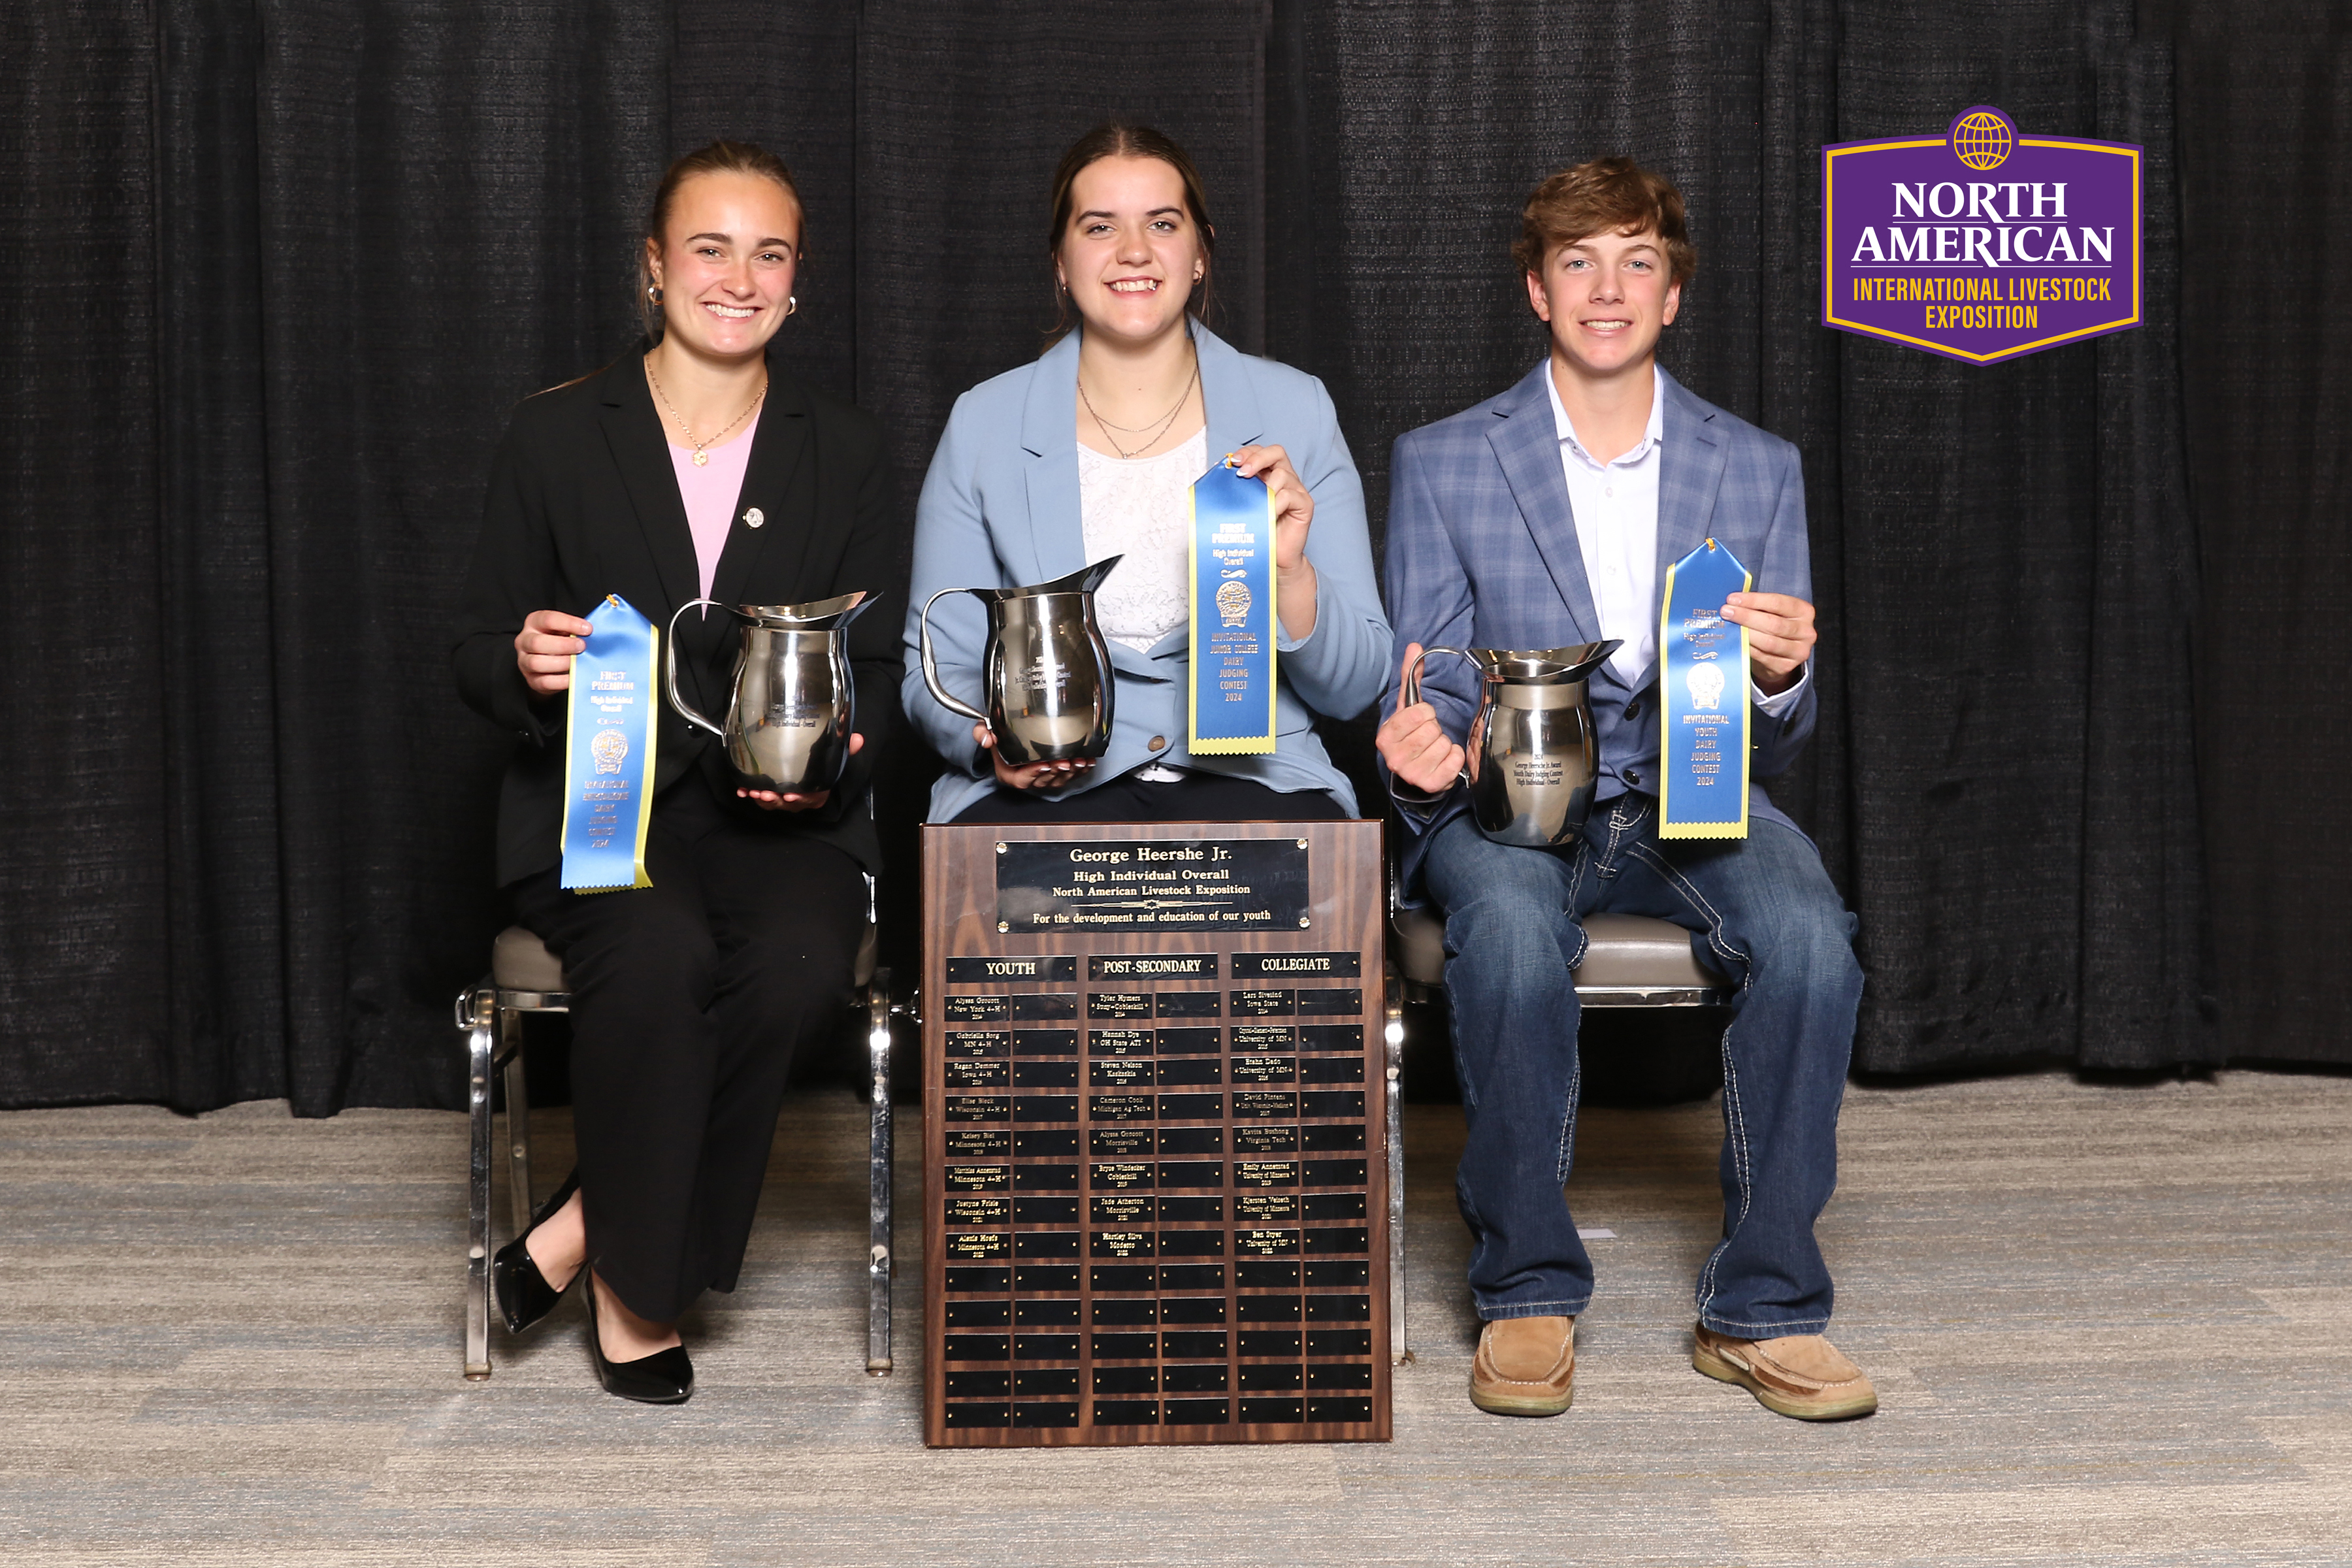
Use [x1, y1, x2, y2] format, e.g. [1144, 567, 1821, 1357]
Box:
[1077, 428, 1209, 653]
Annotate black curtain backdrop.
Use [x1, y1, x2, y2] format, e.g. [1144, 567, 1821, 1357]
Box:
[2176, 6, 2352, 1067]
[0, 1, 2336, 1111]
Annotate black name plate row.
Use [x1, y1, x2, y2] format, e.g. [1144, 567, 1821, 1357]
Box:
[940, 952, 1364, 982]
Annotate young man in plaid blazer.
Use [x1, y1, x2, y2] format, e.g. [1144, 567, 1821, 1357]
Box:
[1376, 157, 1874, 1422]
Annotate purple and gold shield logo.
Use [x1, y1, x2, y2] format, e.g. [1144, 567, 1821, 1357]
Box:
[1822, 105, 2140, 363]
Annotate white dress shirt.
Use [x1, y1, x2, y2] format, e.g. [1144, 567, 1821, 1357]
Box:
[1545, 364, 1805, 714]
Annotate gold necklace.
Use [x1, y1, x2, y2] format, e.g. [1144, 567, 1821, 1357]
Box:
[1078, 353, 1199, 460]
[646, 361, 767, 466]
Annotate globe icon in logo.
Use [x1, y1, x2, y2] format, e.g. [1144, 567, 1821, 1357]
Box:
[1952, 108, 2013, 170]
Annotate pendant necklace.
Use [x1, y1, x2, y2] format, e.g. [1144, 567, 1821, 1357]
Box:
[1078, 351, 1199, 461]
[647, 361, 766, 466]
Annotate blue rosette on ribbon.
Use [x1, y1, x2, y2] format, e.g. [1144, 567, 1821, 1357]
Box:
[559, 594, 661, 891]
[1188, 459, 1279, 755]
[1657, 539, 1752, 840]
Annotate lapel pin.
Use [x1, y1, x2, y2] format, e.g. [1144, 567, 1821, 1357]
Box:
[743, 507, 764, 529]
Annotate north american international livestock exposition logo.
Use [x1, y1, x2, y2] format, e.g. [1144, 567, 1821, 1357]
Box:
[1822, 105, 2140, 363]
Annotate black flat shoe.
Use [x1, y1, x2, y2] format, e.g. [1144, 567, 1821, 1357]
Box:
[582, 1271, 694, 1405]
[491, 1169, 582, 1335]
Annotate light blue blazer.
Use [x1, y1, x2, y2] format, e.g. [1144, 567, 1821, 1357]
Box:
[902, 325, 1392, 823]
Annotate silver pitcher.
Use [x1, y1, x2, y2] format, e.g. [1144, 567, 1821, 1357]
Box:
[1403, 641, 1622, 848]
[664, 591, 878, 794]
[917, 558, 1122, 766]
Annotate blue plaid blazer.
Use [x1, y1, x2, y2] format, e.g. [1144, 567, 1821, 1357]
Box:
[1380, 363, 1818, 891]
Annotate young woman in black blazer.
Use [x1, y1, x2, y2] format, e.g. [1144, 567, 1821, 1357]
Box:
[452, 142, 899, 1404]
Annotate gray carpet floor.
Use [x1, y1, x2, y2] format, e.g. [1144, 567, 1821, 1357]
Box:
[4, 1070, 2349, 1567]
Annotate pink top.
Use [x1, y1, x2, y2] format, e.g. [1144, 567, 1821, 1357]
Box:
[666, 408, 762, 600]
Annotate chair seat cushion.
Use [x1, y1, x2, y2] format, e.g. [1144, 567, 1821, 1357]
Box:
[1390, 908, 1724, 990]
[1393, 905, 1450, 988]
[495, 922, 881, 993]
[1574, 913, 1723, 990]
[492, 926, 566, 992]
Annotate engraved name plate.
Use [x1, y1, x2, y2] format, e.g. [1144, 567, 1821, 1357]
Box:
[1088, 953, 1218, 979]
[947, 955, 1080, 984]
[1231, 951, 1361, 979]
[996, 839, 1310, 931]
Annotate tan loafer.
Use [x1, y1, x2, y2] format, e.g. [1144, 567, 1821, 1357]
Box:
[1692, 1323, 1877, 1420]
[1469, 1315, 1575, 1416]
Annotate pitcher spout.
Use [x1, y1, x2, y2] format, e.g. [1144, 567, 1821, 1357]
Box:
[981, 555, 1123, 601]
[1471, 640, 1622, 683]
[734, 590, 879, 631]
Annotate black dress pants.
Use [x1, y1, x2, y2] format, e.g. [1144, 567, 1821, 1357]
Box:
[510, 776, 868, 1322]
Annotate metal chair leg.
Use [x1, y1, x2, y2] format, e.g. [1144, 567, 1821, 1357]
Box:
[866, 966, 894, 1375]
[1384, 967, 1411, 1366]
[498, 1004, 533, 1234]
[462, 985, 496, 1380]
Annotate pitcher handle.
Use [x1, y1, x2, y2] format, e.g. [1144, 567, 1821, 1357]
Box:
[1397, 644, 1477, 795]
[663, 599, 730, 740]
[917, 587, 991, 726]
[1400, 644, 1476, 714]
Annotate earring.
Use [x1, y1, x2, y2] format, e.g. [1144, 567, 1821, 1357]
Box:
[786, 295, 797, 317]
[647, 284, 663, 303]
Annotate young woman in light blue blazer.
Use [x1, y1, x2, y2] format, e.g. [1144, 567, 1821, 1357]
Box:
[901, 122, 1390, 824]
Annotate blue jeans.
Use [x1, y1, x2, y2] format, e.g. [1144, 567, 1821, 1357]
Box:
[1420, 794, 1863, 1335]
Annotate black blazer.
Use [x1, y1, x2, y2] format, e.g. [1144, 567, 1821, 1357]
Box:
[453, 354, 902, 887]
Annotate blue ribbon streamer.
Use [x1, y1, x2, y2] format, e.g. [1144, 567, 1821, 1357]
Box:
[559, 594, 660, 890]
[1657, 539, 1752, 838]
[1188, 461, 1278, 755]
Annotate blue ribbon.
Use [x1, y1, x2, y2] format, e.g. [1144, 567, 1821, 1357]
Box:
[1188, 460, 1278, 755]
[1657, 539, 1752, 839]
[559, 595, 660, 891]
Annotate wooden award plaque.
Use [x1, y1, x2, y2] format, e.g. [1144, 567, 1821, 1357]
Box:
[921, 819, 1392, 1446]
